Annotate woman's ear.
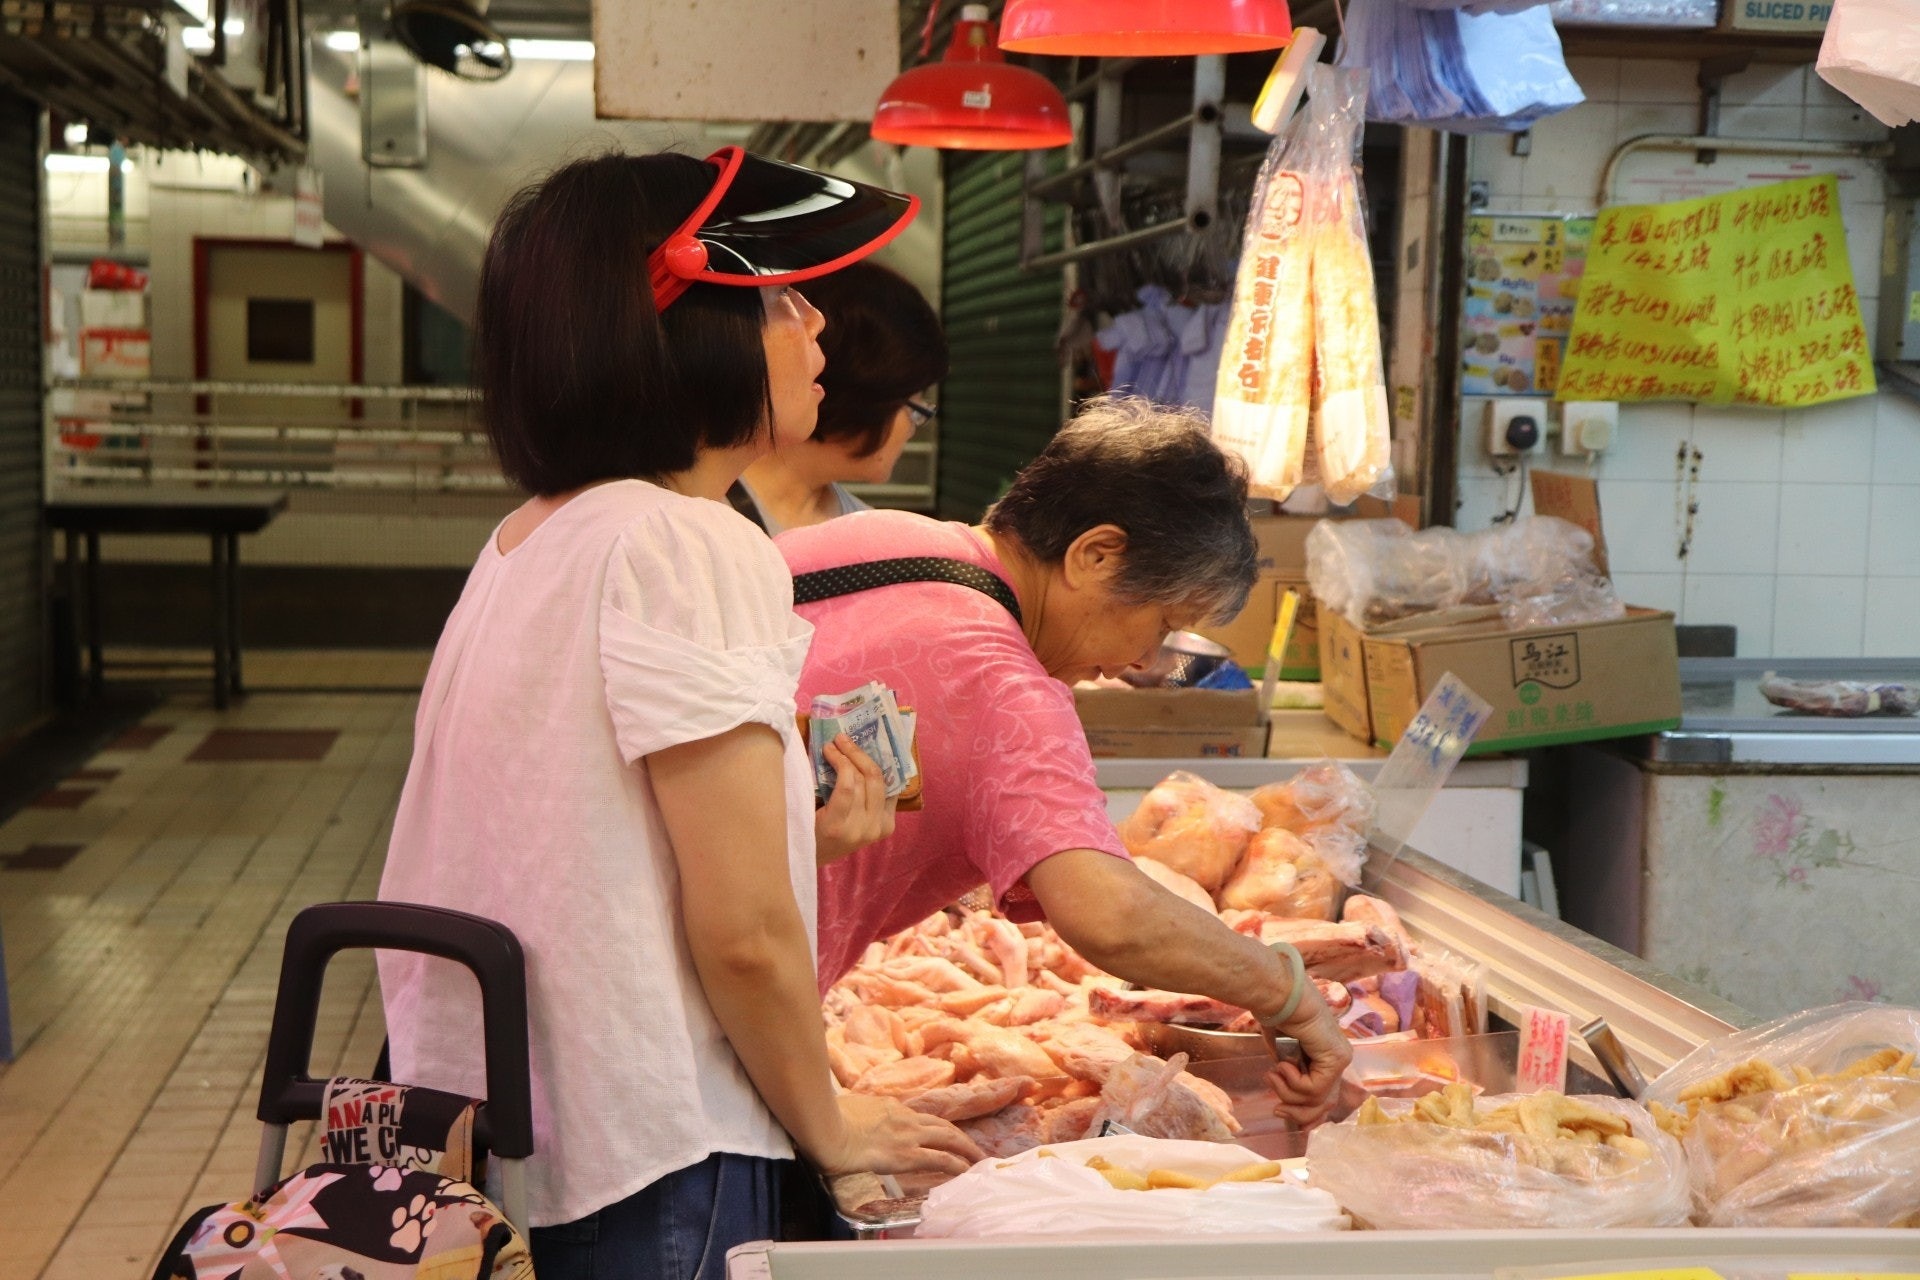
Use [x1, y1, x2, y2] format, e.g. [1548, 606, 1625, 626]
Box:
[1060, 523, 1130, 591]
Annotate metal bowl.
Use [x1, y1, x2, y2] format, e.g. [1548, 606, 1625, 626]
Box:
[1135, 1021, 1299, 1065]
[1122, 631, 1234, 689]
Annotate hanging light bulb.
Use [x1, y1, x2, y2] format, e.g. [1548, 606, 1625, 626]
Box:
[871, 4, 1072, 150]
[999, 0, 1292, 57]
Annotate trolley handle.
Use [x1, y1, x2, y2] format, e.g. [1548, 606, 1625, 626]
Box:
[257, 901, 533, 1159]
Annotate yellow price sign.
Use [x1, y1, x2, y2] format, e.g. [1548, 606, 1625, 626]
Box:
[1558, 175, 1875, 408]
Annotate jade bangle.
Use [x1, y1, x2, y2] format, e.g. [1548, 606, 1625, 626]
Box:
[1260, 939, 1308, 1029]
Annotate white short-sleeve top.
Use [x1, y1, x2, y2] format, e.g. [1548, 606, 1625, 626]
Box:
[377, 479, 818, 1228]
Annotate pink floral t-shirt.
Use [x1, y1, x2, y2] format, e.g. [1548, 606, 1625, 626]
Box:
[777, 510, 1130, 988]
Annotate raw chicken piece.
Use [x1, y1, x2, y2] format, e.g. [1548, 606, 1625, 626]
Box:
[975, 988, 1066, 1027]
[1040, 1096, 1104, 1144]
[1117, 772, 1260, 893]
[1253, 918, 1401, 984]
[826, 1026, 890, 1089]
[1178, 1071, 1243, 1133]
[919, 1019, 1066, 1083]
[1341, 894, 1411, 969]
[1134, 855, 1218, 916]
[1026, 1021, 1139, 1083]
[1087, 987, 1251, 1030]
[843, 1005, 909, 1058]
[842, 972, 940, 1009]
[1088, 1052, 1237, 1144]
[1218, 827, 1325, 916]
[855, 1056, 956, 1098]
[979, 915, 1031, 989]
[935, 986, 1012, 1018]
[959, 1104, 1046, 1159]
[1319, 979, 1353, 1015]
[905, 1075, 1033, 1123]
[878, 956, 983, 994]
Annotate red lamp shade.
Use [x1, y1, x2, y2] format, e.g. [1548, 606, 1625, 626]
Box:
[872, 8, 1072, 150]
[1000, 0, 1292, 56]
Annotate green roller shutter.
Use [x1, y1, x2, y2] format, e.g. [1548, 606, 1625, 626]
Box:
[936, 150, 1065, 521]
[0, 91, 43, 736]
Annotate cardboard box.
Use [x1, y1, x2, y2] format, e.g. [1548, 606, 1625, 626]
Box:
[1196, 579, 1322, 680]
[1318, 608, 1374, 743]
[1073, 687, 1267, 759]
[1321, 606, 1682, 755]
[1249, 515, 1324, 581]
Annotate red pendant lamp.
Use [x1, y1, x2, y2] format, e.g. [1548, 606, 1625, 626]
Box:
[1000, 0, 1292, 57]
[872, 5, 1073, 150]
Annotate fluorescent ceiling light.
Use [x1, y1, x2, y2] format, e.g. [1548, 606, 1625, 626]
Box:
[223, 17, 245, 34]
[46, 154, 111, 174]
[323, 29, 361, 50]
[183, 26, 215, 50]
[508, 38, 593, 60]
[62, 122, 88, 147]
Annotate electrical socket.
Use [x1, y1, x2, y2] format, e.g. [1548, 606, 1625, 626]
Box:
[1485, 398, 1549, 456]
[1560, 401, 1618, 456]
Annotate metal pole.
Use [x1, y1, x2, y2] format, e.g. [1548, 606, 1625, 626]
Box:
[1186, 56, 1226, 232]
[1023, 218, 1187, 272]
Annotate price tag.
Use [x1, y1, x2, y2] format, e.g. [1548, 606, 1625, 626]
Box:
[1257, 588, 1301, 719]
[1516, 1004, 1572, 1094]
[1369, 672, 1492, 864]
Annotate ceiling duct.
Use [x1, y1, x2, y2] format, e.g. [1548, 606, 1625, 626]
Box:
[389, 0, 512, 80]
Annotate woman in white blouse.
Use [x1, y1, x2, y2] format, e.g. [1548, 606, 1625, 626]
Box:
[377, 150, 978, 1280]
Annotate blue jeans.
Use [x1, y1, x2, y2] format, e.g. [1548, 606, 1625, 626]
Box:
[529, 1152, 784, 1280]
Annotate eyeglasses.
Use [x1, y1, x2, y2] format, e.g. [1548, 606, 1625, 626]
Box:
[644, 146, 920, 312]
[906, 400, 938, 430]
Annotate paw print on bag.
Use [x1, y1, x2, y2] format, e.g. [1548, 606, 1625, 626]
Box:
[389, 1192, 439, 1253]
[370, 1166, 405, 1193]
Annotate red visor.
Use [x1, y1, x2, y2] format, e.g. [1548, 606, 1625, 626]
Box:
[646, 147, 921, 312]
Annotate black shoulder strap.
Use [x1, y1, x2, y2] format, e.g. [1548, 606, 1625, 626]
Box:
[726, 481, 769, 532]
[792, 556, 1022, 625]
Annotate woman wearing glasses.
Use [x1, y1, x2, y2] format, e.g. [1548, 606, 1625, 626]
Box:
[377, 150, 977, 1280]
[728, 261, 946, 534]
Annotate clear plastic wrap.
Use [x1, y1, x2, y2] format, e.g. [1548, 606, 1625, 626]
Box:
[1214, 66, 1392, 505]
[1759, 672, 1920, 718]
[1251, 761, 1374, 880]
[1117, 771, 1261, 894]
[1306, 1089, 1690, 1229]
[1642, 1002, 1920, 1228]
[1306, 515, 1618, 629]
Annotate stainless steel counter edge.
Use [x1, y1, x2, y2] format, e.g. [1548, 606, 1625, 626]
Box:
[1646, 730, 1920, 768]
[1366, 846, 1754, 1080]
[1094, 757, 1529, 790]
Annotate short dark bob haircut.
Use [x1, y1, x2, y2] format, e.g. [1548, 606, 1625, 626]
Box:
[801, 261, 948, 458]
[475, 151, 772, 496]
[984, 396, 1257, 625]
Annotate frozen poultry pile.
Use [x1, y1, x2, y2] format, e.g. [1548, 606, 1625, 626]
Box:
[823, 906, 1245, 1158]
[1114, 765, 1484, 1042]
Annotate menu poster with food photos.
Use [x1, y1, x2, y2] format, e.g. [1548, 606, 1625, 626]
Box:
[1461, 214, 1593, 397]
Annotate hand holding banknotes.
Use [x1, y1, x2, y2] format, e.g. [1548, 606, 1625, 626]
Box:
[815, 733, 895, 867]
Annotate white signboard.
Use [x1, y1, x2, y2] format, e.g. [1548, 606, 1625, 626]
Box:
[1725, 0, 1832, 33]
[593, 0, 898, 122]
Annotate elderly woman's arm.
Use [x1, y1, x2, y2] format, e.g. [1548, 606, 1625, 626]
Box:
[1025, 848, 1352, 1126]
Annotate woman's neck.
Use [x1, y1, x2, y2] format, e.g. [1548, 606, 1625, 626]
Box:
[973, 526, 1049, 656]
[658, 444, 764, 503]
[742, 449, 842, 528]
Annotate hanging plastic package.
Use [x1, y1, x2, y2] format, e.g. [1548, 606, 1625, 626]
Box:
[1438, 6, 1583, 133]
[1212, 92, 1317, 499]
[1339, 0, 1580, 133]
[1308, 67, 1393, 505]
[1817, 0, 1920, 128]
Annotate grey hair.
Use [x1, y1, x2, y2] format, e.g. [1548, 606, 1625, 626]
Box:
[984, 395, 1257, 624]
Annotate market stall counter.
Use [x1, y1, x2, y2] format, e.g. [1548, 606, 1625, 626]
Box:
[1540, 657, 1920, 1019]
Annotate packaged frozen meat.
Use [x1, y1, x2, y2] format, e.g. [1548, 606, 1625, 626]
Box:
[1116, 771, 1261, 893]
[1306, 1084, 1690, 1228]
[1643, 1002, 1920, 1228]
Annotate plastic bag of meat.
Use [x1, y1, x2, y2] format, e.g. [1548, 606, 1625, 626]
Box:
[1759, 672, 1920, 718]
[1246, 761, 1375, 907]
[1212, 91, 1317, 500]
[1641, 1002, 1920, 1227]
[1305, 67, 1394, 507]
[1117, 771, 1261, 894]
[1307, 1086, 1689, 1229]
[1087, 1052, 1240, 1143]
[918, 1135, 1349, 1239]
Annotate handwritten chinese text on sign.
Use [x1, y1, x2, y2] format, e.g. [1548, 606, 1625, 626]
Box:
[1557, 175, 1876, 408]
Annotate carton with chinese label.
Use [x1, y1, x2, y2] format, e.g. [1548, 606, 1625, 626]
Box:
[1327, 606, 1681, 755]
[1194, 579, 1323, 680]
[1072, 687, 1267, 759]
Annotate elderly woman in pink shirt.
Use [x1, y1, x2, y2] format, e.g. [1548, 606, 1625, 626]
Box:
[777, 396, 1352, 1127]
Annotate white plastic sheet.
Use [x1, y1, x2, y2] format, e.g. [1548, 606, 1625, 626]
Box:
[1818, 0, 1920, 128]
[916, 1136, 1349, 1239]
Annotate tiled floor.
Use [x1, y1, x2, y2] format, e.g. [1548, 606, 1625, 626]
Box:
[0, 659, 423, 1279]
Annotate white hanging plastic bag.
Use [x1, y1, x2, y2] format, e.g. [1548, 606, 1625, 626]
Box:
[1817, 0, 1920, 128]
[917, 1135, 1349, 1239]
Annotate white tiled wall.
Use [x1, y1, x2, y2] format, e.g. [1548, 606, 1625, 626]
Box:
[1457, 58, 1919, 659]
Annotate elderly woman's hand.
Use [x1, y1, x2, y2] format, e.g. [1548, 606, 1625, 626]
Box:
[815, 733, 896, 866]
[1265, 985, 1353, 1130]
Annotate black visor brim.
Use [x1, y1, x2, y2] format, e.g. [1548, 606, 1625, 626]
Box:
[692, 153, 917, 282]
